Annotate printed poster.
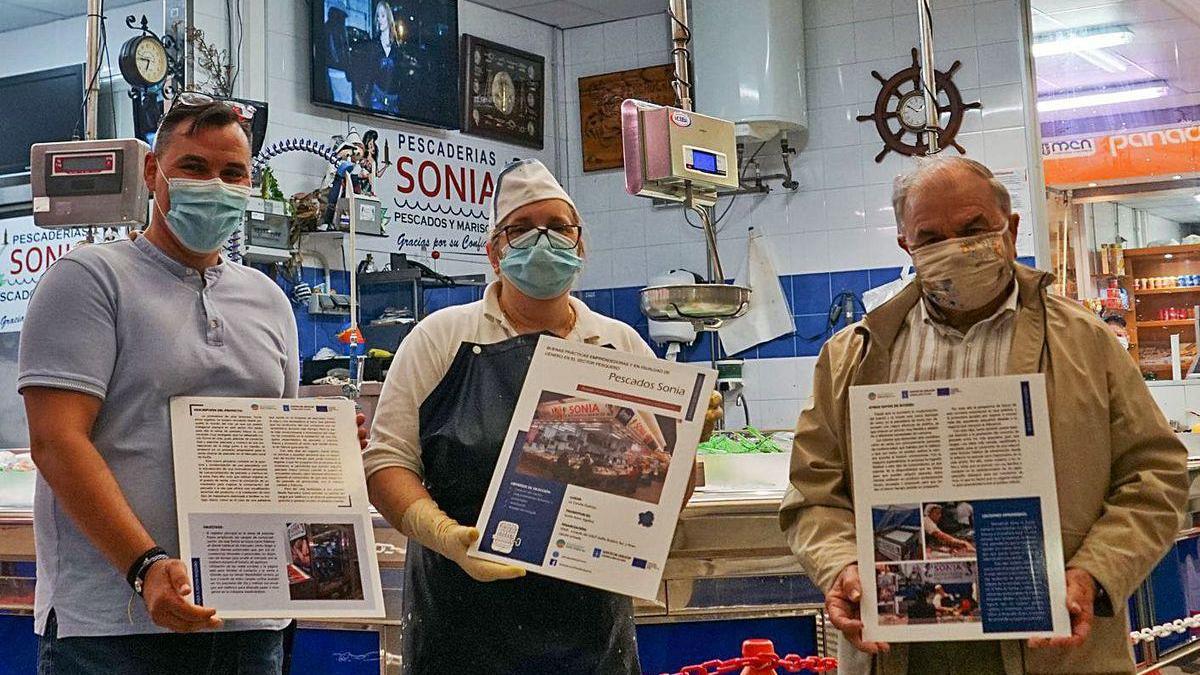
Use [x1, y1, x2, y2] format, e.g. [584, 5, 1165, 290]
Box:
[850, 374, 1069, 642]
[469, 336, 715, 599]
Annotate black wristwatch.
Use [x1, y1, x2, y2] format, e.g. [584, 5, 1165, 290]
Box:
[126, 546, 169, 597]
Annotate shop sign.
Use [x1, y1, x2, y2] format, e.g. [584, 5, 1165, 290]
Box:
[0, 216, 88, 334]
[355, 129, 543, 275]
[1042, 121, 1200, 186]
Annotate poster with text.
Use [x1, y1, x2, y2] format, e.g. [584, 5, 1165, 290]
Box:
[851, 374, 1069, 642]
[170, 397, 384, 619]
[469, 336, 715, 599]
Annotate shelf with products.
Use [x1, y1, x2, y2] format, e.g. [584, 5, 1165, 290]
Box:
[1135, 287, 1200, 296]
[1136, 320, 1196, 329]
[1108, 243, 1200, 378]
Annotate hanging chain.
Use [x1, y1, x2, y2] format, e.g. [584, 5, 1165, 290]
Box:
[1131, 615, 1200, 644]
[664, 653, 838, 675]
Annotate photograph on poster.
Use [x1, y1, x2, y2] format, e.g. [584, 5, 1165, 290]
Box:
[876, 561, 981, 626]
[513, 391, 676, 504]
[286, 523, 365, 602]
[923, 501, 977, 559]
[872, 504, 922, 562]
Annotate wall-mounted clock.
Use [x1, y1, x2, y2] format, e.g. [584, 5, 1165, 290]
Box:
[119, 33, 169, 89]
[461, 34, 545, 149]
[857, 48, 982, 162]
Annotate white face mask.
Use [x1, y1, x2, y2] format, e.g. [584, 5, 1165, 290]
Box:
[1117, 336, 1130, 349]
[911, 231, 1016, 313]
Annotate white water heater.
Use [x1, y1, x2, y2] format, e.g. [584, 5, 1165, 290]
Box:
[692, 0, 807, 142]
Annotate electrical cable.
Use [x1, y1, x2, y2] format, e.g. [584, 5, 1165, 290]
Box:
[666, 8, 692, 108]
[683, 139, 771, 232]
[798, 291, 867, 343]
[73, 3, 108, 140]
[102, 11, 116, 137]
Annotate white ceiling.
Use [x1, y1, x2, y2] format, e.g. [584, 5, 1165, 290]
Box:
[1117, 190, 1200, 224]
[0, 0, 148, 34]
[470, 0, 664, 28]
[1032, 0, 1200, 120]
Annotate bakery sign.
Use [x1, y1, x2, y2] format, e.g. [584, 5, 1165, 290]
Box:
[1042, 120, 1200, 186]
[358, 129, 533, 275]
[0, 216, 88, 333]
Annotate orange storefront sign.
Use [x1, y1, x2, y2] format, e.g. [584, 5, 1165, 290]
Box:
[1042, 122, 1200, 186]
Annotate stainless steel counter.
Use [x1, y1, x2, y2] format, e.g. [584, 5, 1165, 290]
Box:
[0, 487, 819, 620]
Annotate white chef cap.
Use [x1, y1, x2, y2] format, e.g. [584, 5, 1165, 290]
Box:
[489, 159, 579, 233]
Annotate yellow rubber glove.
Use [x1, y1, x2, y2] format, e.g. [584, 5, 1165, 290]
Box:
[700, 391, 724, 443]
[399, 498, 526, 582]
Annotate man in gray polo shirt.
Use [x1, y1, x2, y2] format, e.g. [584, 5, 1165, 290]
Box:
[17, 99, 344, 674]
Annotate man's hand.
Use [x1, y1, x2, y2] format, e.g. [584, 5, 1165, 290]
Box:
[700, 392, 723, 443]
[1029, 568, 1095, 649]
[356, 412, 369, 450]
[142, 558, 222, 633]
[826, 564, 890, 654]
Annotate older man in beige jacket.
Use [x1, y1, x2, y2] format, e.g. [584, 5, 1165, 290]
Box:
[780, 156, 1188, 675]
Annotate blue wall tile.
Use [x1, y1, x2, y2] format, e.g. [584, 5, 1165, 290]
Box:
[757, 333, 796, 359]
[613, 286, 644, 327]
[791, 273, 832, 315]
[796, 314, 831, 357]
[830, 270, 871, 298]
[867, 266, 903, 288]
[577, 289, 614, 317]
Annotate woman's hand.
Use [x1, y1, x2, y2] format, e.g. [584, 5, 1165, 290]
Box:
[700, 392, 724, 442]
[401, 498, 525, 582]
[440, 524, 527, 582]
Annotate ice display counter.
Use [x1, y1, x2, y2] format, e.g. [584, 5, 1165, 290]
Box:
[1, 454, 1197, 673]
[0, 482, 826, 674]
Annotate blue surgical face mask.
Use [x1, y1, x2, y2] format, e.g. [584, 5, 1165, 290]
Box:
[156, 168, 251, 254]
[499, 230, 583, 300]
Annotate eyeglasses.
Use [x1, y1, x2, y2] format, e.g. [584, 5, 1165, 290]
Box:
[499, 223, 583, 250]
[170, 91, 257, 124]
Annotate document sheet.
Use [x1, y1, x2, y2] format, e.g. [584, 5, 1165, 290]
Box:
[470, 336, 715, 599]
[171, 397, 384, 619]
[850, 374, 1069, 642]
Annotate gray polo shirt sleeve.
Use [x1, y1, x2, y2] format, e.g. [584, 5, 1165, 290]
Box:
[18, 258, 116, 399]
[281, 293, 300, 398]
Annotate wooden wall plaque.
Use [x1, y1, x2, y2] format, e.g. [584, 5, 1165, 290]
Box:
[578, 64, 676, 172]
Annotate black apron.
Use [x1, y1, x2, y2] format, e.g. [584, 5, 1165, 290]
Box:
[400, 333, 641, 675]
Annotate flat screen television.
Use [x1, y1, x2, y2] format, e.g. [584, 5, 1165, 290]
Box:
[311, 0, 459, 129]
[0, 64, 85, 175]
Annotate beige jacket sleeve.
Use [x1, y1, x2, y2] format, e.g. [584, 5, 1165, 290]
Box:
[1066, 334, 1189, 601]
[362, 321, 453, 480]
[779, 336, 860, 594]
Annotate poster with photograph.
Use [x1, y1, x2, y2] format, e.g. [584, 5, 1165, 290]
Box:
[851, 375, 1069, 642]
[170, 397, 385, 619]
[469, 336, 715, 599]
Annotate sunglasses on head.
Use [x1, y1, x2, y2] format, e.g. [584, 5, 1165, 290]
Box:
[170, 91, 257, 125]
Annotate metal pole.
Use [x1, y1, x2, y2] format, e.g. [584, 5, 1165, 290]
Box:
[84, 0, 103, 140]
[916, 0, 939, 153]
[669, 0, 693, 111]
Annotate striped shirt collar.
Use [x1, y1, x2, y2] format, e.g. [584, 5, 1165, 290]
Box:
[917, 281, 1020, 338]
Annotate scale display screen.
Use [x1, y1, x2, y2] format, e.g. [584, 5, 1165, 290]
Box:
[690, 149, 718, 174]
[52, 152, 116, 176]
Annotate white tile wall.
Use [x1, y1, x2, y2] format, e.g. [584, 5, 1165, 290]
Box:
[740, 356, 820, 431]
[559, 0, 1034, 291]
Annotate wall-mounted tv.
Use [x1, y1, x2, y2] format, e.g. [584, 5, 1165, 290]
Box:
[311, 0, 459, 129]
[0, 64, 84, 176]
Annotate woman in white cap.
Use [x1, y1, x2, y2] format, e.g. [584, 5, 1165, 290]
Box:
[364, 159, 719, 674]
